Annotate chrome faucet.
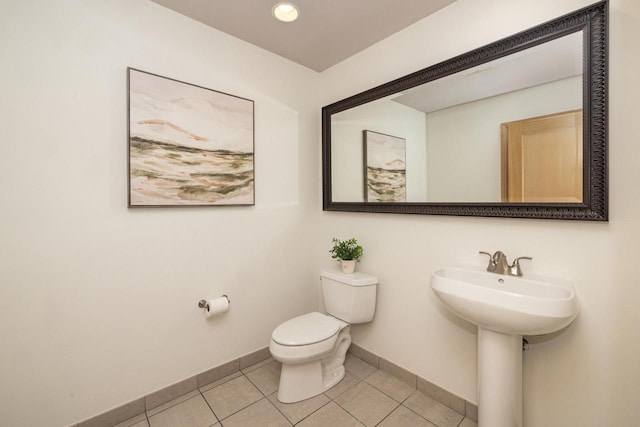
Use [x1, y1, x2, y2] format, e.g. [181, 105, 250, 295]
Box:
[479, 251, 532, 277]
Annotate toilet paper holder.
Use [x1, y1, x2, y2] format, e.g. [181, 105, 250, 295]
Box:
[198, 295, 230, 311]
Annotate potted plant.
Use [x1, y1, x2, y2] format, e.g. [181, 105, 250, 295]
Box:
[329, 237, 364, 274]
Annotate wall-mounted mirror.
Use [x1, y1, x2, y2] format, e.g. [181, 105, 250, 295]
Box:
[322, 1, 607, 220]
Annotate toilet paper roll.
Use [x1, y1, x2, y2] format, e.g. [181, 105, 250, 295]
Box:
[205, 296, 230, 318]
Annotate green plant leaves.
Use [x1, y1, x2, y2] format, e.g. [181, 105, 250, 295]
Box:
[329, 237, 364, 261]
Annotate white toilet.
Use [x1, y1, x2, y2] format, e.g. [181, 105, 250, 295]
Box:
[269, 267, 378, 403]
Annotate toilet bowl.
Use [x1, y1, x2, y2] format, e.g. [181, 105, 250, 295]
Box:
[270, 268, 378, 403]
[270, 312, 351, 403]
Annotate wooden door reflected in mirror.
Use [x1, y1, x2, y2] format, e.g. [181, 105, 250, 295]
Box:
[501, 110, 583, 203]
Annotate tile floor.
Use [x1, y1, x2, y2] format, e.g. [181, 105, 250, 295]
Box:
[113, 355, 477, 427]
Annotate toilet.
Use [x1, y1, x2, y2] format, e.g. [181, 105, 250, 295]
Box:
[269, 267, 378, 403]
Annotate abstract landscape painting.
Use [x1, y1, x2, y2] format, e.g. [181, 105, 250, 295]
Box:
[128, 68, 254, 206]
[363, 130, 406, 202]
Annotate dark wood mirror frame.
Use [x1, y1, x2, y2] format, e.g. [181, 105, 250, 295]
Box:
[322, 1, 607, 221]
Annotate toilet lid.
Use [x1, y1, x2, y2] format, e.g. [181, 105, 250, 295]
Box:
[272, 312, 341, 346]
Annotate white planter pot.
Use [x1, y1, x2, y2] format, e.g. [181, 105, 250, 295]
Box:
[340, 259, 356, 274]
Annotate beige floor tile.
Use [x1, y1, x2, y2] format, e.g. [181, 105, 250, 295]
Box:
[459, 417, 478, 427]
[364, 369, 415, 402]
[324, 370, 360, 399]
[403, 391, 464, 427]
[296, 401, 364, 427]
[244, 360, 282, 395]
[148, 395, 217, 427]
[113, 413, 148, 427]
[202, 375, 262, 420]
[267, 391, 330, 424]
[334, 381, 399, 427]
[377, 405, 436, 427]
[344, 354, 377, 379]
[221, 398, 291, 427]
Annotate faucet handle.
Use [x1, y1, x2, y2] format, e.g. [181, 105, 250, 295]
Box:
[479, 251, 496, 271]
[479, 251, 494, 264]
[510, 256, 532, 276]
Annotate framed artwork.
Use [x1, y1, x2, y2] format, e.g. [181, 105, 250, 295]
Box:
[363, 130, 406, 202]
[127, 68, 254, 207]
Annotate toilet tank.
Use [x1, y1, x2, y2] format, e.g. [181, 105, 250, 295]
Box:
[320, 268, 378, 323]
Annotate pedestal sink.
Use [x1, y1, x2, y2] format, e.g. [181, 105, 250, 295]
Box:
[431, 266, 578, 427]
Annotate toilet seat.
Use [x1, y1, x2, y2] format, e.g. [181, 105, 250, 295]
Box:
[270, 267, 377, 403]
[272, 312, 341, 346]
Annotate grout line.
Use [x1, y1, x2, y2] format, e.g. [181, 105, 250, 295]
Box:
[292, 400, 333, 426]
[199, 387, 220, 425]
[362, 372, 415, 404]
[217, 373, 263, 422]
[243, 372, 268, 398]
[372, 402, 402, 427]
[265, 395, 290, 424]
[241, 369, 299, 426]
[331, 399, 371, 427]
[327, 376, 363, 401]
[262, 393, 296, 425]
[328, 374, 402, 427]
[400, 402, 437, 426]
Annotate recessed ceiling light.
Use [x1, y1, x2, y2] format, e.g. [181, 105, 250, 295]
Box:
[272, 2, 299, 23]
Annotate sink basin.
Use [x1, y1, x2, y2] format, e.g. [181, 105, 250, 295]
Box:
[431, 266, 578, 335]
[431, 265, 579, 426]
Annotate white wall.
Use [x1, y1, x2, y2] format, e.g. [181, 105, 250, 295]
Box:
[427, 76, 582, 202]
[0, 1, 319, 426]
[331, 98, 427, 202]
[319, 1, 640, 426]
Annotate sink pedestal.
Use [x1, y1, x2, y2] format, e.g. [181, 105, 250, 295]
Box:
[478, 328, 522, 427]
[431, 266, 579, 427]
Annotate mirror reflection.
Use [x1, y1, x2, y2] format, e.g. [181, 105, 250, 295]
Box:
[331, 31, 583, 204]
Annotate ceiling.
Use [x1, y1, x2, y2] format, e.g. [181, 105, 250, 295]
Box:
[392, 31, 583, 114]
[149, 0, 458, 72]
